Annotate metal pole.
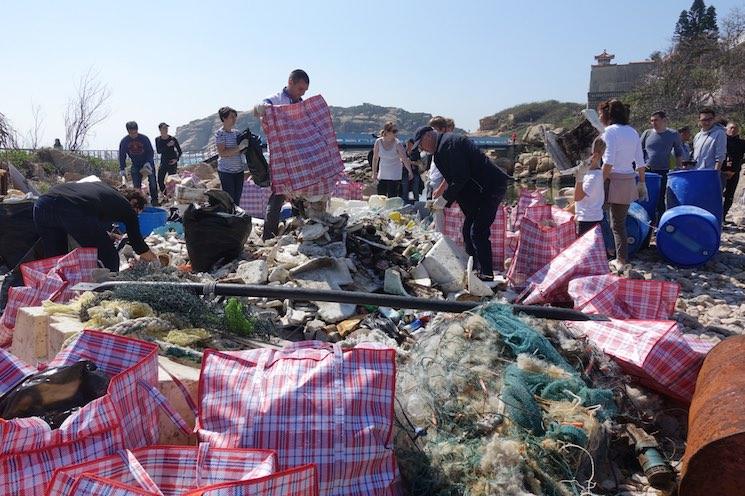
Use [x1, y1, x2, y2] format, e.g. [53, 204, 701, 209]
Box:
[73, 281, 606, 321]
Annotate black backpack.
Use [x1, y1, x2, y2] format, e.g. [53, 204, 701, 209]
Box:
[236, 127, 270, 187]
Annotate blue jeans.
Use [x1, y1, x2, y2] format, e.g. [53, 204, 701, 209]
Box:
[218, 171, 245, 206]
[401, 169, 423, 204]
[33, 196, 119, 271]
[131, 163, 159, 206]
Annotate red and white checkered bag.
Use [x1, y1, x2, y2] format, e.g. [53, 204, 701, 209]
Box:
[185, 465, 318, 496]
[239, 179, 272, 219]
[564, 319, 715, 402]
[0, 248, 98, 343]
[520, 225, 609, 305]
[568, 275, 680, 320]
[262, 95, 344, 197]
[443, 206, 508, 272]
[506, 207, 576, 288]
[197, 341, 400, 496]
[0, 330, 183, 496]
[511, 188, 546, 231]
[46, 443, 282, 496]
[332, 175, 364, 201]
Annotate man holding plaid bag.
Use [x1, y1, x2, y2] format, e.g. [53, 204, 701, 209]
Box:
[413, 126, 510, 281]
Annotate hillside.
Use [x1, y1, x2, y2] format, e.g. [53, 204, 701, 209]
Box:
[175, 102, 438, 152]
[478, 100, 585, 137]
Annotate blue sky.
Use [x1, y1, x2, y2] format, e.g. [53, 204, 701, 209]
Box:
[2, 0, 742, 149]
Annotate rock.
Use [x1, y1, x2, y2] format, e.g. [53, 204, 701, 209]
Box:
[384, 269, 410, 296]
[521, 124, 553, 146]
[299, 223, 328, 241]
[297, 279, 357, 323]
[287, 309, 308, 325]
[268, 267, 289, 283]
[707, 304, 733, 320]
[422, 237, 468, 293]
[290, 257, 354, 286]
[536, 156, 554, 173]
[298, 241, 346, 258]
[236, 260, 268, 285]
[337, 316, 365, 337]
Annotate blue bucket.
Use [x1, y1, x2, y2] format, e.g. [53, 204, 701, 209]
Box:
[117, 207, 168, 237]
[656, 205, 720, 267]
[600, 202, 651, 258]
[636, 172, 662, 222]
[666, 169, 723, 223]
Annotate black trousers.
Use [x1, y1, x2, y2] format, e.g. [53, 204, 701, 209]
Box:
[458, 189, 506, 277]
[722, 171, 740, 220]
[652, 169, 668, 225]
[157, 161, 177, 194]
[377, 179, 400, 198]
[218, 171, 245, 206]
[577, 220, 601, 237]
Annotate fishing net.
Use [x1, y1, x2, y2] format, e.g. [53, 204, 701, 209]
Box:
[396, 303, 617, 496]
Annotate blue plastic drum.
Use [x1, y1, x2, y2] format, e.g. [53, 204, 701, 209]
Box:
[666, 169, 723, 223]
[117, 207, 168, 237]
[636, 172, 662, 223]
[600, 202, 651, 258]
[656, 205, 720, 267]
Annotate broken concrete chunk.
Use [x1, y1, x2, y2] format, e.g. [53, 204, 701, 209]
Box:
[422, 237, 468, 292]
[299, 223, 329, 241]
[290, 257, 354, 286]
[236, 260, 268, 285]
[268, 267, 290, 283]
[297, 279, 357, 323]
[384, 269, 410, 296]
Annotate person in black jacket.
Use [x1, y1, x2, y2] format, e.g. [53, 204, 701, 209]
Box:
[723, 121, 745, 222]
[33, 182, 157, 272]
[155, 123, 183, 198]
[411, 126, 510, 280]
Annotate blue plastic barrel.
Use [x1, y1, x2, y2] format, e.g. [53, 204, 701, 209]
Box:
[636, 172, 662, 222]
[117, 207, 168, 237]
[600, 202, 651, 257]
[666, 169, 723, 222]
[656, 205, 720, 267]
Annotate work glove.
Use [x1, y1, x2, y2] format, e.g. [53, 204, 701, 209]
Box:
[637, 181, 649, 202]
[141, 163, 153, 177]
[119, 170, 127, 185]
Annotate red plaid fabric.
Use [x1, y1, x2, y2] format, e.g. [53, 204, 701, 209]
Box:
[0, 330, 161, 496]
[47, 444, 278, 496]
[188, 465, 319, 496]
[262, 95, 344, 196]
[520, 225, 609, 304]
[197, 341, 399, 496]
[0, 248, 98, 340]
[0, 346, 36, 395]
[332, 175, 364, 200]
[511, 188, 546, 230]
[239, 179, 273, 219]
[568, 275, 680, 319]
[564, 319, 715, 402]
[506, 207, 577, 288]
[442, 206, 507, 272]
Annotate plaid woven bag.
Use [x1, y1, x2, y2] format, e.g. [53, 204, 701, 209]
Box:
[185, 465, 318, 496]
[564, 319, 715, 402]
[46, 443, 283, 496]
[197, 341, 400, 496]
[0, 248, 98, 343]
[568, 274, 680, 320]
[506, 206, 577, 288]
[519, 225, 609, 305]
[510, 188, 546, 231]
[0, 330, 183, 496]
[443, 206, 507, 272]
[262, 95, 344, 197]
[332, 175, 364, 201]
[239, 179, 272, 219]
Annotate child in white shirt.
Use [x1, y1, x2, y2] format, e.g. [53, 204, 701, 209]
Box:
[574, 137, 606, 236]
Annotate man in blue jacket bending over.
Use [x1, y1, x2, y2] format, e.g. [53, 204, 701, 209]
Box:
[411, 126, 509, 281]
[118, 121, 158, 206]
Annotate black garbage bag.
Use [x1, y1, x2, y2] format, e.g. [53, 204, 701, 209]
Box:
[183, 190, 252, 272]
[0, 360, 110, 429]
[0, 239, 43, 313]
[237, 127, 270, 187]
[0, 200, 39, 269]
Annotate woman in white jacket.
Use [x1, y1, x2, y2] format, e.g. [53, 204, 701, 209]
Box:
[597, 99, 647, 270]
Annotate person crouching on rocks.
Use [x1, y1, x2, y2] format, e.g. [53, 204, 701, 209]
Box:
[33, 181, 157, 272]
[414, 126, 510, 282]
[574, 137, 606, 236]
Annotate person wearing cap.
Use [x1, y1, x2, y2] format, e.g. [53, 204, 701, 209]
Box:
[155, 123, 183, 199]
[33, 181, 157, 272]
[118, 121, 158, 206]
[413, 126, 510, 281]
